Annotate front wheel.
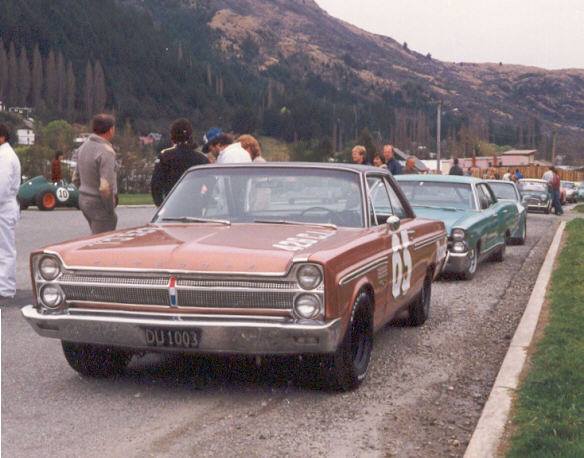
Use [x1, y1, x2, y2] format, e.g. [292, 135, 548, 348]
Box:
[491, 242, 506, 262]
[36, 191, 57, 211]
[324, 292, 373, 391]
[62, 341, 131, 378]
[461, 247, 479, 280]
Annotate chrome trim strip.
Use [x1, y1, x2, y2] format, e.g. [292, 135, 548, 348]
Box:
[339, 257, 388, 286]
[68, 300, 294, 313]
[414, 234, 446, 250]
[68, 308, 289, 322]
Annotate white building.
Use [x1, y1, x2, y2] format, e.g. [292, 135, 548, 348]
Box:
[17, 128, 35, 146]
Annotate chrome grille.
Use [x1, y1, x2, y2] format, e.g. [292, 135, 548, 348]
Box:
[59, 271, 302, 309]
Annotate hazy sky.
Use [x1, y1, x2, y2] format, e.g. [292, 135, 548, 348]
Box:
[316, 0, 584, 69]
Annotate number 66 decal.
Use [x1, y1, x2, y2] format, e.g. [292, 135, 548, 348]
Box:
[392, 230, 413, 298]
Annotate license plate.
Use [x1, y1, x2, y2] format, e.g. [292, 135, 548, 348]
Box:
[144, 328, 200, 349]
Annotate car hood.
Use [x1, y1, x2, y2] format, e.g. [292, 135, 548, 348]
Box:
[42, 223, 367, 275]
[411, 207, 473, 234]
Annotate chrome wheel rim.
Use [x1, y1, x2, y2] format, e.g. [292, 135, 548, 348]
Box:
[468, 249, 478, 274]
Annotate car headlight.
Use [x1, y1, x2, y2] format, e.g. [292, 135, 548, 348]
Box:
[452, 241, 467, 253]
[452, 228, 465, 241]
[39, 255, 61, 281]
[540, 193, 547, 200]
[293, 294, 322, 319]
[296, 264, 323, 290]
[39, 284, 64, 309]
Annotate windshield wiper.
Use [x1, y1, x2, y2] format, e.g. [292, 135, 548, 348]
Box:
[254, 219, 337, 230]
[160, 217, 231, 225]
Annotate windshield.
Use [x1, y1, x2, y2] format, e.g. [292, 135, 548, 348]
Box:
[489, 182, 518, 201]
[154, 167, 365, 228]
[561, 181, 575, 189]
[518, 181, 547, 192]
[398, 180, 475, 210]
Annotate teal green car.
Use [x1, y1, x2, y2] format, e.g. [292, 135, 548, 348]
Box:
[18, 176, 79, 211]
[396, 175, 519, 280]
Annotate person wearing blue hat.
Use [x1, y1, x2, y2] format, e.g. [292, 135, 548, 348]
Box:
[202, 127, 223, 155]
[203, 128, 252, 164]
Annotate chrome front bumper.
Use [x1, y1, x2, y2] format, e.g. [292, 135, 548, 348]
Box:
[21, 306, 343, 355]
[443, 251, 470, 273]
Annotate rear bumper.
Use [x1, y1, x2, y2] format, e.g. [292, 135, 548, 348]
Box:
[21, 306, 344, 355]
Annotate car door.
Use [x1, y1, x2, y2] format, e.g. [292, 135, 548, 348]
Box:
[487, 184, 517, 244]
[366, 175, 413, 319]
[476, 184, 499, 253]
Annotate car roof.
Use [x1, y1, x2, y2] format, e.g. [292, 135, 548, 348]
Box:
[519, 178, 547, 183]
[486, 179, 516, 186]
[186, 162, 387, 175]
[395, 174, 481, 184]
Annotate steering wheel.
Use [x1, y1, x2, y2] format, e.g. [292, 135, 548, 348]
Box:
[299, 206, 340, 223]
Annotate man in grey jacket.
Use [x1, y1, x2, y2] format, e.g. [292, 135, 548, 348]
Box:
[73, 114, 118, 234]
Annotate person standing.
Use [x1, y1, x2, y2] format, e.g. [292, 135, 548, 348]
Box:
[73, 114, 118, 234]
[0, 124, 22, 300]
[203, 130, 251, 164]
[51, 152, 64, 182]
[238, 134, 266, 162]
[448, 157, 463, 176]
[151, 119, 209, 206]
[351, 145, 367, 165]
[550, 167, 563, 215]
[403, 156, 419, 174]
[514, 168, 524, 180]
[372, 153, 384, 167]
[382, 144, 402, 175]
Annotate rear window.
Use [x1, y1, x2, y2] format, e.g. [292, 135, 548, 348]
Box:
[398, 180, 475, 210]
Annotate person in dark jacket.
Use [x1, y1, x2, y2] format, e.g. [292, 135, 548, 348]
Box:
[382, 144, 402, 175]
[449, 157, 464, 176]
[51, 152, 64, 182]
[151, 119, 209, 206]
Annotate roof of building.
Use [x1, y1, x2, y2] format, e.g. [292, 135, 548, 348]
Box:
[501, 149, 537, 156]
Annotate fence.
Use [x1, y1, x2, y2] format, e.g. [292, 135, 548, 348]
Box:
[470, 165, 584, 182]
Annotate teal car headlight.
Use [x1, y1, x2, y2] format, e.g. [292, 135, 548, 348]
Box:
[452, 228, 466, 241]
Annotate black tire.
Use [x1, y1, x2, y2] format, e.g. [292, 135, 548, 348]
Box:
[35, 190, 57, 211]
[408, 276, 431, 326]
[461, 247, 479, 280]
[544, 204, 551, 214]
[516, 220, 527, 245]
[62, 341, 131, 378]
[323, 291, 373, 391]
[491, 242, 506, 263]
[18, 199, 28, 210]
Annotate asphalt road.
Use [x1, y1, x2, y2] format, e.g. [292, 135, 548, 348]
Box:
[2, 208, 565, 457]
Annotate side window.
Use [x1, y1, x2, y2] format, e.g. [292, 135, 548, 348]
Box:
[385, 179, 408, 219]
[476, 185, 490, 210]
[367, 177, 392, 225]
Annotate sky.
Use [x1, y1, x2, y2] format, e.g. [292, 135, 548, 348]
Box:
[315, 0, 584, 69]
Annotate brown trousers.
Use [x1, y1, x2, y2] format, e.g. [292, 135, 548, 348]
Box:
[79, 194, 117, 234]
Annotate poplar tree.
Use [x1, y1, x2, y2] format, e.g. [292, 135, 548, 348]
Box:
[83, 60, 94, 120]
[8, 42, 18, 105]
[57, 51, 66, 112]
[31, 44, 43, 107]
[66, 61, 76, 119]
[45, 49, 58, 107]
[0, 40, 8, 101]
[18, 47, 31, 106]
[93, 60, 106, 113]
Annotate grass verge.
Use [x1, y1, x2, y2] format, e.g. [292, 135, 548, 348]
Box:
[507, 219, 584, 457]
[573, 204, 584, 213]
[118, 193, 153, 206]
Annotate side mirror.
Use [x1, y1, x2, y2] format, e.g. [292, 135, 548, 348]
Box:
[387, 215, 401, 231]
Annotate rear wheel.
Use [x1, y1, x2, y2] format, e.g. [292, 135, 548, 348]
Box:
[408, 276, 431, 326]
[36, 191, 57, 211]
[323, 291, 373, 391]
[62, 341, 131, 378]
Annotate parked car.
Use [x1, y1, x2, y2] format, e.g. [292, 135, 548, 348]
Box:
[561, 181, 578, 203]
[486, 180, 527, 245]
[518, 179, 552, 214]
[18, 176, 79, 211]
[396, 175, 519, 280]
[577, 184, 584, 202]
[22, 163, 447, 391]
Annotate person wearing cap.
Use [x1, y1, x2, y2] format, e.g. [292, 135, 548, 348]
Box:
[238, 134, 266, 162]
[0, 123, 21, 301]
[151, 119, 209, 207]
[203, 129, 251, 164]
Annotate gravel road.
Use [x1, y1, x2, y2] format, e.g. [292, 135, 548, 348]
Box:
[1, 208, 563, 457]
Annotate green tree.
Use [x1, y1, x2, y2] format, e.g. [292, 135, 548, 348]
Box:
[39, 120, 75, 153]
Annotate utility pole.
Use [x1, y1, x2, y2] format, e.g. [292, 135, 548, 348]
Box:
[436, 101, 442, 174]
[551, 130, 558, 164]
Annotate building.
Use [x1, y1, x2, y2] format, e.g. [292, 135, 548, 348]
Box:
[17, 128, 35, 145]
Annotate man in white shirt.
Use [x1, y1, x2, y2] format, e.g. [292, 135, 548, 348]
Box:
[542, 167, 554, 183]
[204, 132, 252, 164]
[0, 123, 22, 300]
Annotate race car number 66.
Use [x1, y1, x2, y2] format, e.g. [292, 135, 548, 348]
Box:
[392, 230, 413, 298]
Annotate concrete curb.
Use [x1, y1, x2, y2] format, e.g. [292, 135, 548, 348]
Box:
[464, 221, 566, 458]
[116, 204, 156, 208]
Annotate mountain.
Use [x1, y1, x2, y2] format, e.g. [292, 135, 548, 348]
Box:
[1, 0, 583, 160]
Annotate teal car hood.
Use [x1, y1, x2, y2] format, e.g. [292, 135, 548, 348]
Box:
[411, 206, 476, 234]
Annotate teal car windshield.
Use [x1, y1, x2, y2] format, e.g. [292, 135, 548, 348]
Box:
[399, 181, 475, 210]
[518, 182, 547, 192]
[489, 182, 518, 201]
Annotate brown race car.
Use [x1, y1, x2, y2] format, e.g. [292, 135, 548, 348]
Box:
[22, 163, 447, 390]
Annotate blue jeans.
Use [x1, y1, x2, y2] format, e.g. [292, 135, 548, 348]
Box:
[552, 190, 563, 215]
